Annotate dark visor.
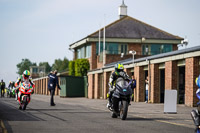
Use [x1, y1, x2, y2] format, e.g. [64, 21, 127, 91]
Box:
[24, 75, 29, 78]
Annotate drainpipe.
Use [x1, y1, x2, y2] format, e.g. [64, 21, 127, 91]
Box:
[102, 68, 105, 99]
[148, 59, 151, 103]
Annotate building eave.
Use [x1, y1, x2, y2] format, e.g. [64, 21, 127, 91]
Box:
[69, 37, 182, 49]
[87, 37, 182, 44]
[69, 38, 88, 49]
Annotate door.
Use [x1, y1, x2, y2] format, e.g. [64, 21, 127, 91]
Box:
[160, 69, 165, 103]
[178, 67, 185, 104]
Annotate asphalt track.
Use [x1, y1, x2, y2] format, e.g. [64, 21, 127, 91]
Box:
[0, 95, 195, 133]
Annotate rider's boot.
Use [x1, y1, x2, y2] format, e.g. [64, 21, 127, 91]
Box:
[106, 93, 112, 110]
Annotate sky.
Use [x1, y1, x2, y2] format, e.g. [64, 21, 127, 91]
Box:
[0, 0, 200, 85]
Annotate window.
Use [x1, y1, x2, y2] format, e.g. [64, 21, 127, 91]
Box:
[80, 47, 85, 58]
[142, 44, 150, 55]
[96, 42, 127, 55]
[33, 68, 38, 73]
[77, 49, 81, 59]
[121, 45, 124, 54]
[76, 45, 91, 59]
[142, 44, 173, 55]
[163, 44, 172, 53]
[151, 44, 160, 55]
[96, 42, 104, 55]
[120, 44, 128, 55]
[86, 45, 91, 58]
[107, 43, 118, 54]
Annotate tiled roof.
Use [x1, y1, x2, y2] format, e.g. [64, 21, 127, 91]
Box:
[89, 16, 183, 40]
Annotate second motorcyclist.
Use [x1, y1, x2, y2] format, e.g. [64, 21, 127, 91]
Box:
[106, 63, 130, 110]
[8, 81, 15, 97]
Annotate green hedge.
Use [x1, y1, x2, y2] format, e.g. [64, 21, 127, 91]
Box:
[69, 61, 75, 76]
[69, 59, 90, 77]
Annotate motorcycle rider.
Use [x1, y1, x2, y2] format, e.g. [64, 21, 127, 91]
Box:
[15, 70, 35, 100]
[8, 81, 13, 97]
[106, 63, 130, 109]
[191, 75, 200, 133]
[8, 81, 14, 90]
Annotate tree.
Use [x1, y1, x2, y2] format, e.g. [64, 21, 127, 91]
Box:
[39, 62, 51, 73]
[52, 59, 62, 71]
[52, 57, 69, 72]
[60, 57, 69, 72]
[16, 59, 36, 75]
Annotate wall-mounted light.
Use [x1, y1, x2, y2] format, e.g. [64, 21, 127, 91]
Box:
[178, 38, 189, 49]
[142, 37, 146, 42]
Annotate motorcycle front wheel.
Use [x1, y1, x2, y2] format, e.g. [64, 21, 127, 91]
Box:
[22, 97, 28, 110]
[120, 100, 129, 120]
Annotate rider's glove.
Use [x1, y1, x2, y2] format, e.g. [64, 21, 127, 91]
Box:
[110, 86, 115, 92]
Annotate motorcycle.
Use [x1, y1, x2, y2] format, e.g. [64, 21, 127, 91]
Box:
[18, 81, 33, 110]
[7, 87, 15, 98]
[110, 77, 132, 120]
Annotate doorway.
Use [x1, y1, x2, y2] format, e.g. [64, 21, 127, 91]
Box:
[159, 69, 165, 103]
[144, 70, 148, 101]
[178, 66, 185, 104]
[99, 74, 104, 99]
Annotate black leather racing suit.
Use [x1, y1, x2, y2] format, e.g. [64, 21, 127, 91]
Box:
[107, 71, 130, 105]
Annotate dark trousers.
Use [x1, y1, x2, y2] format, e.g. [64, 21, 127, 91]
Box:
[1, 88, 5, 97]
[49, 89, 55, 105]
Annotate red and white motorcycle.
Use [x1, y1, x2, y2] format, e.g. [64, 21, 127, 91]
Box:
[18, 81, 34, 110]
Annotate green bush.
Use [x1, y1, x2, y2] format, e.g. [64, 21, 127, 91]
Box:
[75, 59, 90, 77]
[69, 61, 75, 76]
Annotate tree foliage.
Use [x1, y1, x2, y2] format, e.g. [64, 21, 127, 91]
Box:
[16, 57, 70, 76]
[39, 62, 51, 73]
[69, 61, 75, 76]
[52, 57, 69, 72]
[74, 59, 90, 77]
[16, 59, 36, 75]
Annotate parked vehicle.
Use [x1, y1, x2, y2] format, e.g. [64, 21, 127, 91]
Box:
[110, 77, 132, 120]
[17, 81, 33, 110]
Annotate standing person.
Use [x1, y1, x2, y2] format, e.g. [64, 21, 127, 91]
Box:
[0, 79, 6, 97]
[145, 76, 149, 103]
[131, 75, 136, 101]
[48, 70, 61, 106]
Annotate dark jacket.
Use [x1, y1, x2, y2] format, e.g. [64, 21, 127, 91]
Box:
[48, 73, 61, 90]
[0, 82, 6, 89]
[131, 79, 136, 90]
[109, 71, 130, 88]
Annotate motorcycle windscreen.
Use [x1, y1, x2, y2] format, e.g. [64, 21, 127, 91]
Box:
[115, 77, 129, 89]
